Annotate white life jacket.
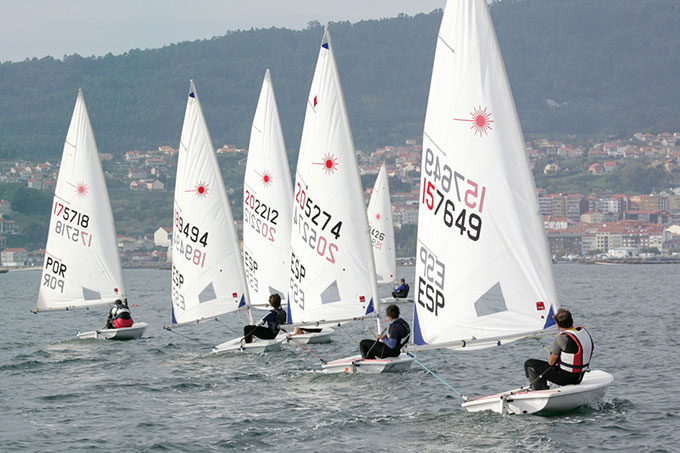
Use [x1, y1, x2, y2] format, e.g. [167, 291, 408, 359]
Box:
[111, 304, 131, 320]
[558, 327, 594, 374]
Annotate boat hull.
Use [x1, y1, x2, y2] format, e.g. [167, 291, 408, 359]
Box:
[322, 353, 412, 374]
[280, 327, 334, 345]
[77, 322, 148, 341]
[212, 336, 283, 354]
[462, 370, 614, 415]
[380, 297, 413, 304]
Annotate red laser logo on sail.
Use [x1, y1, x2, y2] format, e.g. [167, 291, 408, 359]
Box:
[313, 153, 339, 175]
[187, 182, 209, 198]
[454, 106, 494, 137]
[256, 170, 273, 188]
[75, 182, 89, 198]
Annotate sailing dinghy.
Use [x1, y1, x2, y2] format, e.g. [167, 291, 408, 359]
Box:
[369, 163, 412, 304]
[286, 28, 410, 371]
[240, 70, 329, 345]
[405, 0, 612, 413]
[35, 89, 147, 341]
[242, 70, 294, 312]
[168, 80, 282, 354]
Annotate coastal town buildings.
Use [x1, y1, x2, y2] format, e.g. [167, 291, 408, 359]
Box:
[2, 132, 680, 264]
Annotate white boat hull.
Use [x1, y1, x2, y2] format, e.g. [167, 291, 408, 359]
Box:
[380, 297, 413, 304]
[462, 370, 614, 415]
[279, 327, 334, 345]
[212, 336, 283, 354]
[322, 353, 413, 374]
[77, 322, 148, 341]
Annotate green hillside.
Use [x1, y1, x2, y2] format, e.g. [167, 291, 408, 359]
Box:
[0, 0, 678, 160]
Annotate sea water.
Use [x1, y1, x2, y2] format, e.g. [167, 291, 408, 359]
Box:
[1, 264, 678, 452]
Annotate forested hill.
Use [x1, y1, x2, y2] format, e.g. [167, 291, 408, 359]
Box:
[1, 0, 678, 160]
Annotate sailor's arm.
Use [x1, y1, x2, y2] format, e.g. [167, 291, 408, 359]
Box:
[548, 334, 567, 366]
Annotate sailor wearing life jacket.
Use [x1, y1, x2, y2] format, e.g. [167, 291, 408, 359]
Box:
[391, 278, 410, 299]
[106, 299, 134, 329]
[243, 293, 287, 343]
[524, 308, 594, 390]
[360, 304, 410, 359]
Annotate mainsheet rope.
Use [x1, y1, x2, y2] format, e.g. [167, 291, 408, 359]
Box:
[215, 318, 240, 336]
[279, 327, 327, 364]
[339, 323, 360, 345]
[163, 326, 202, 343]
[406, 353, 466, 400]
[31, 311, 79, 335]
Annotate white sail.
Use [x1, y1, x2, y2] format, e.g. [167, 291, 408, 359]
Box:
[36, 90, 125, 311]
[243, 70, 293, 307]
[367, 163, 397, 284]
[412, 0, 559, 348]
[288, 28, 379, 325]
[171, 81, 249, 326]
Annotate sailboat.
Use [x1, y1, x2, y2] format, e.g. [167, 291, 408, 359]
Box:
[35, 89, 147, 341]
[368, 163, 412, 304]
[168, 80, 282, 354]
[368, 163, 397, 285]
[240, 70, 329, 345]
[286, 28, 411, 372]
[405, 0, 613, 414]
[242, 70, 293, 310]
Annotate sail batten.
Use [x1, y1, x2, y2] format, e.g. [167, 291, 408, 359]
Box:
[413, 0, 559, 346]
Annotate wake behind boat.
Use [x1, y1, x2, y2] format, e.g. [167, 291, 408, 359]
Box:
[34, 89, 146, 341]
[404, 0, 611, 413]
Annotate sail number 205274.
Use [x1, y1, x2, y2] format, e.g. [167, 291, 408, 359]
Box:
[422, 148, 485, 241]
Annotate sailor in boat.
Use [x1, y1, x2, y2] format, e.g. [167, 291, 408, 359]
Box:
[524, 308, 594, 390]
[105, 299, 134, 329]
[391, 278, 410, 299]
[243, 293, 287, 343]
[359, 304, 410, 359]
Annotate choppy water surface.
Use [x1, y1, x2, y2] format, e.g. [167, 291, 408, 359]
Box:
[1, 264, 678, 452]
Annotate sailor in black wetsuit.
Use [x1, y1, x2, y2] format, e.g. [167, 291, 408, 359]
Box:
[391, 278, 409, 298]
[360, 304, 410, 359]
[243, 294, 287, 343]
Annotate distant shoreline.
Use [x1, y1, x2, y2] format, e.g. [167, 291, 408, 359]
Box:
[2, 259, 679, 274]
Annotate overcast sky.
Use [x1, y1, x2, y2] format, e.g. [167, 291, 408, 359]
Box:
[1, 0, 446, 63]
